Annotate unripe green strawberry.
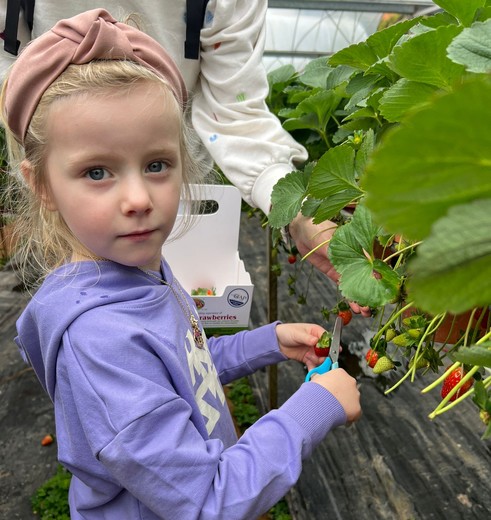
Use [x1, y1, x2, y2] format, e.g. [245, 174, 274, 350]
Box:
[373, 356, 395, 374]
[385, 329, 397, 342]
[408, 356, 429, 370]
[480, 410, 490, 425]
[407, 328, 422, 339]
[392, 333, 411, 347]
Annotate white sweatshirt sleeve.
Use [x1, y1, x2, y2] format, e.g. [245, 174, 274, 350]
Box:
[193, 0, 308, 215]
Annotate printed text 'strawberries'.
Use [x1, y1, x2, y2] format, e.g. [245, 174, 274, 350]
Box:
[441, 367, 473, 401]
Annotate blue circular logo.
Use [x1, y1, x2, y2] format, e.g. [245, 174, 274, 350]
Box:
[227, 288, 249, 308]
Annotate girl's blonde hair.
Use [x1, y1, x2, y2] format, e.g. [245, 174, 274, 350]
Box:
[1, 59, 210, 285]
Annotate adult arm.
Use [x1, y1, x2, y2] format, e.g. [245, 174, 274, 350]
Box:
[193, 0, 308, 215]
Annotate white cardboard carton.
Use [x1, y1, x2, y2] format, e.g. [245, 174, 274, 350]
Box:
[163, 184, 254, 334]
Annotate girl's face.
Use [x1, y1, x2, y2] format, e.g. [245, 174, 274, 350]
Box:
[40, 82, 183, 271]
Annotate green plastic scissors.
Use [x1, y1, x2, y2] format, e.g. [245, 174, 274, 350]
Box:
[305, 316, 342, 382]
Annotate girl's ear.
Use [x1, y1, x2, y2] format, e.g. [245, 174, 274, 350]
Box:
[20, 160, 56, 211]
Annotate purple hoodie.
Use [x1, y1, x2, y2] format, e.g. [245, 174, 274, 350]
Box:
[15, 259, 346, 519]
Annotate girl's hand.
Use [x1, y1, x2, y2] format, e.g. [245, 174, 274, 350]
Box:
[311, 369, 362, 424]
[276, 323, 329, 372]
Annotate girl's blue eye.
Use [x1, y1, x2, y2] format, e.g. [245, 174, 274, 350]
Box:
[146, 161, 167, 173]
[86, 168, 107, 181]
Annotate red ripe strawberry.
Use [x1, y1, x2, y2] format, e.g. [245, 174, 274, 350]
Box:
[338, 309, 352, 326]
[287, 254, 297, 264]
[365, 348, 379, 368]
[441, 367, 473, 401]
[41, 434, 54, 446]
[314, 331, 331, 357]
[314, 345, 330, 357]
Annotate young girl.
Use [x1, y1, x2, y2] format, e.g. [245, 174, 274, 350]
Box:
[2, 9, 361, 520]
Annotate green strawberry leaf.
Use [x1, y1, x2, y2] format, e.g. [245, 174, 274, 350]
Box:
[324, 65, 357, 90]
[452, 344, 491, 368]
[339, 259, 401, 308]
[471, 380, 489, 408]
[475, 7, 491, 22]
[379, 79, 439, 122]
[328, 205, 400, 307]
[310, 190, 362, 225]
[300, 197, 321, 218]
[363, 76, 491, 241]
[269, 168, 310, 228]
[308, 145, 358, 198]
[267, 64, 296, 87]
[329, 41, 378, 70]
[345, 73, 384, 111]
[433, 0, 486, 27]
[483, 421, 491, 440]
[447, 19, 491, 73]
[388, 25, 465, 89]
[407, 198, 491, 314]
[419, 11, 459, 29]
[306, 145, 363, 223]
[282, 90, 342, 133]
[354, 129, 375, 176]
[365, 17, 422, 59]
[298, 57, 331, 88]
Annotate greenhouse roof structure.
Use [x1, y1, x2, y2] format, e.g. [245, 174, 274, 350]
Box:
[268, 1, 436, 15]
[263, 1, 438, 71]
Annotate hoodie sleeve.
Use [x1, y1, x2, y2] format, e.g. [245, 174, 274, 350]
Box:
[193, 0, 308, 215]
[97, 382, 345, 519]
[58, 317, 346, 519]
[206, 322, 287, 385]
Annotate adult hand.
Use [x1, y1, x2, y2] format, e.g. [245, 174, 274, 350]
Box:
[275, 323, 328, 372]
[288, 213, 372, 318]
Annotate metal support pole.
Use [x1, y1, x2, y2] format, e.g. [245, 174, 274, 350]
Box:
[267, 227, 278, 410]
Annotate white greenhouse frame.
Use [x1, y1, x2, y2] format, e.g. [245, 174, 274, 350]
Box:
[263, 1, 439, 70]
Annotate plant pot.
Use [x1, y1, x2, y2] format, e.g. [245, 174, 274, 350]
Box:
[403, 307, 489, 345]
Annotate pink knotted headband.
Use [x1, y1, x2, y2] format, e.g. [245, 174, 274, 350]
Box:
[3, 8, 188, 144]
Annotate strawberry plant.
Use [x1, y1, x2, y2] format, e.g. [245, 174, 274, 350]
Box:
[267, 0, 491, 438]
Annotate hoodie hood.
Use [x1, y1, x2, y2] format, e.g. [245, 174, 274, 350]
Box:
[15, 260, 173, 400]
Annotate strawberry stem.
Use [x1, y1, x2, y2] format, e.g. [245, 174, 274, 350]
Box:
[410, 313, 446, 383]
[421, 361, 461, 394]
[428, 365, 480, 418]
[385, 313, 446, 394]
[372, 301, 415, 345]
[382, 241, 422, 264]
[384, 367, 413, 395]
[476, 329, 491, 345]
[301, 238, 331, 262]
[429, 375, 491, 418]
